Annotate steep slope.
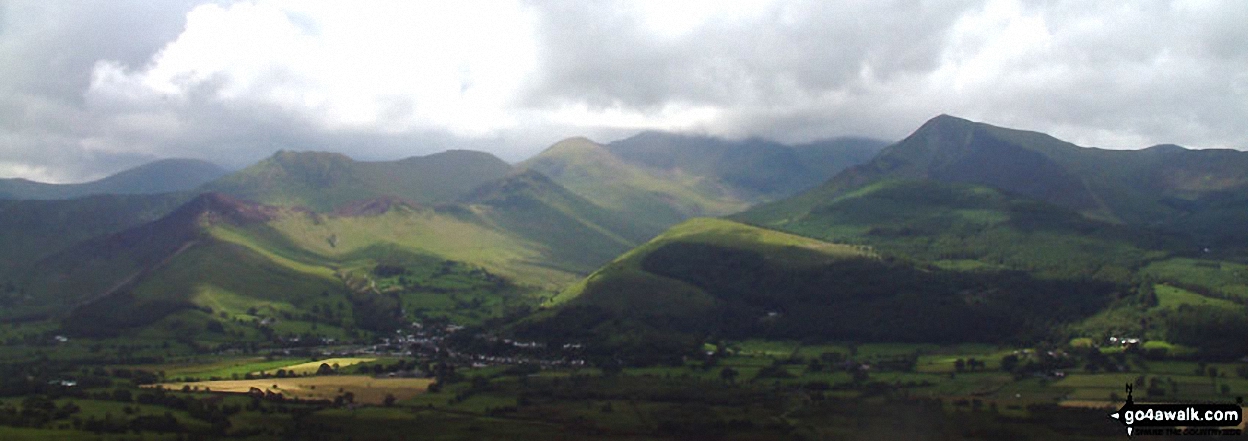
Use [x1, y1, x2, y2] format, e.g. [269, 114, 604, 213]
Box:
[202, 150, 512, 211]
[19, 193, 281, 312]
[0, 158, 227, 200]
[754, 115, 1248, 236]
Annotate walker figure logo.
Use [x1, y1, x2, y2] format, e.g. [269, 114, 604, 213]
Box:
[1108, 384, 1242, 436]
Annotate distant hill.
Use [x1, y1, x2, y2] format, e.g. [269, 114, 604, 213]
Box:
[519, 138, 755, 236]
[519, 134, 885, 238]
[755, 115, 1248, 248]
[202, 150, 512, 211]
[0, 158, 227, 200]
[606, 131, 886, 198]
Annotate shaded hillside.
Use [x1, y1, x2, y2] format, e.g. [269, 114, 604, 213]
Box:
[18, 193, 282, 320]
[202, 150, 512, 211]
[0, 193, 189, 281]
[0, 158, 227, 200]
[522, 219, 1120, 354]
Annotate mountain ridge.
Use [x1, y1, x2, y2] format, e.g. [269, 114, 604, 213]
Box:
[0, 158, 228, 200]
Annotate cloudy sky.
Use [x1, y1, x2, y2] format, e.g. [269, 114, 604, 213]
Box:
[1, 0, 1245, 182]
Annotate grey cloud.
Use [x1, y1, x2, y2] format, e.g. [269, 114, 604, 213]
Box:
[2, 0, 1247, 182]
[524, 1, 973, 110]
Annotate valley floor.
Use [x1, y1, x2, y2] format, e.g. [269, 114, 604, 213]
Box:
[0, 335, 1243, 440]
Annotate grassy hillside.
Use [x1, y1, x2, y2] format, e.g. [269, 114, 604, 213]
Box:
[244, 199, 580, 290]
[18, 167, 649, 336]
[738, 179, 1178, 282]
[15, 192, 555, 339]
[525, 218, 1123, 357]
[202, 150, 511, 211]
[519, 138, 753, 235]
[0, 159, 227, 200]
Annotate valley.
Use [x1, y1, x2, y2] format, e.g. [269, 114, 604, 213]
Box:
[0, 119, 1246, 439]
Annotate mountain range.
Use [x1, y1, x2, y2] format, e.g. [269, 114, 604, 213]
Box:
[0, 132, 882, 339]
[2, 117, 1246, 358]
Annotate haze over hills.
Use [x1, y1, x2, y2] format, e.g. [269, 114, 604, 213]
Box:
[0, 127, 890, 337]
[520, 133, 886, 238]
[4, 115, 1248, 441]
[605, 131, 886, 199]
[0, 158, 227, 200]
[3, 117, 1247, 359]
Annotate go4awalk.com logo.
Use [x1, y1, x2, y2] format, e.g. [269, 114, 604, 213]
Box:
[1108, 384, 1243, 436]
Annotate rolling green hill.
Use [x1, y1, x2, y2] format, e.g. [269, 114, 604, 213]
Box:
[201, 150, 512, 211]
[0, 159, 227, 200]
[522, 218, 1123, 357]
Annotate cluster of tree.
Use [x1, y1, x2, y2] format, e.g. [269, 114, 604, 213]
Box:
[346, 289, 405, 333]
[0, 395, 79, 428]
[75, 411, 184, 435]
[61, 292, 187, 338]
[510, 306, 700, 367]
[1162, 305, 1248, 359]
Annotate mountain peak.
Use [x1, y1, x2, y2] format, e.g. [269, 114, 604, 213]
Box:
[1144, 143, 1188, 154]
[538, 137, 606, 156]
[914, 114, 978, 135]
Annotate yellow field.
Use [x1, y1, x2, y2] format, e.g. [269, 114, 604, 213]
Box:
[151, 375, 433, 405]
[259, 357, 376, 375]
